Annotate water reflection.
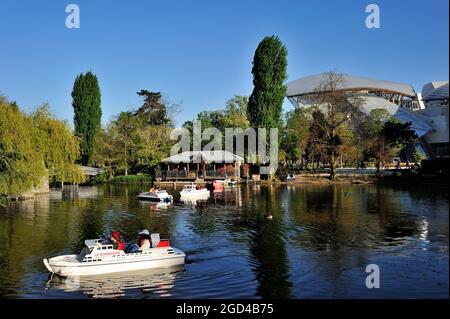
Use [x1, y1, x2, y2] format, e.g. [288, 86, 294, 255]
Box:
[247, 186, 293, 298]
[0, 183, 447, 298]
[138, 201, 172, 212]
[47, 266, 184, 298]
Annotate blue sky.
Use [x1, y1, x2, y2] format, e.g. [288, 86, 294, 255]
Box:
[0, 0, 448, 126]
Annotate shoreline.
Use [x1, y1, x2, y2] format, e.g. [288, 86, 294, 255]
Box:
[155, 175, 448, 187]
[260, 175, 449, 186]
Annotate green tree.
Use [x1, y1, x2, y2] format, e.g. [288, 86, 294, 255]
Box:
[92, 90, 176, 177]
[367, 120, 417, 171]
[135, 90, 173, 126]
[197, 110, 225, 130]
[72, 71, 102, 165]
[222, 95, 250, 128]
[32, 104, 84, 184]
[305, 110, 328, 168]
[356, 108, 391, 165]
[182, 110, 226, 149]
[305, 72, 364, 180]
[0, 97, 46, 198]
[92, 127, 120, 169]
[109, 111, 140, 176]
[360, 108, 391, 138]
[282, 108, 310, 165]
[136, 125, 172, 169]
[248, 35, 287, 131]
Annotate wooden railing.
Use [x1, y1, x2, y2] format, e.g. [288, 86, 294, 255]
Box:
[156, 170, 237, 180]
[79, 166, 102, 176]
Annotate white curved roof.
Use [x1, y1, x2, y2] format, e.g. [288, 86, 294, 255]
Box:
[286, 73, 416, 97]
[359, 95, 432, 137]
[421, 81, 448, 100]
[422, 82, 449, 101]
[162, 151, 244, 164]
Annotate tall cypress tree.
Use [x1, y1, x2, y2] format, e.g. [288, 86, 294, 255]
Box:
[248, 35, 288, 131]
[72, 71, 102, 165]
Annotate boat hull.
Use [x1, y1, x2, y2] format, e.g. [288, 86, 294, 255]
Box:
[137, 195, 164, 202]
[137, 193, 172, 202]
[44, 249, 185, 277]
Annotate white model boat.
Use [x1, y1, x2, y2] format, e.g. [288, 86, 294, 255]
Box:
[43, 234, 185, 277]
[137, 190, 173, 202]
[179, 184, 210, 200]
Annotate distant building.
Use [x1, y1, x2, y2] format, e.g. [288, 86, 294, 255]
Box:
[415, 81, 449, 157]
[285, 73, 449, 161]
[156, 150, 243, 181]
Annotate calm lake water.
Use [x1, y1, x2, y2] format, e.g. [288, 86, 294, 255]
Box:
[0, 184, 448, 299]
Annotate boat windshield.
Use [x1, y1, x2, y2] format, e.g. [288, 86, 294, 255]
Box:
[78, 246, 92, 260]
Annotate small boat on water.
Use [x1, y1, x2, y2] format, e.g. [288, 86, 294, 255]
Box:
[137, 190, 173, 202]
[286, 173, 296, 182]
[179, 183, 210, 200]
[212, 180, 224, 192]
[43, 234, 185, 277]
[224, 178, 237, 187]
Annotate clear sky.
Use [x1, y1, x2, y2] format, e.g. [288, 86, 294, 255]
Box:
[0, 0, 448, 126]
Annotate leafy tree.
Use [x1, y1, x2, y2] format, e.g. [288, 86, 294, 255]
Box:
[248, 35, 287, 132]
[93, 90, 177, 176]
[109, 111, 140, 176]
[382, 120, 417, 146]
[135, 90, 172, 126]
[72, 71, 102, 165]
[92, 127, 120, 169]
[282, 108, 310, 165]
[197, 110, 225, 130]
[181, 110, 226, 149]
[305, 72, 364, 179]
[0, 97, 46, 198]
[222, 95, 250, 128]
[367, 120, 417, 170]
[136, 125, 172, 169]
[358, 108, 391, 139]
[32, 104, 84, 184]
[305, 110, 328, 168]
[412, 149, 425, 165]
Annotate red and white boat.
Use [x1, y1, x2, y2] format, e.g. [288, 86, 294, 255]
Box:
[43, 234, 185, 277]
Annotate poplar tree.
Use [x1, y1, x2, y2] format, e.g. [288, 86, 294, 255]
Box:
[248, 35, 288, 132]
[72, 71, 102, 165]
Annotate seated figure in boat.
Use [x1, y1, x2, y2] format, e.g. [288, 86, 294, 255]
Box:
[149, 185, 161, 193]
[125, 229, 151, 253]
[109, 231, 125, 250]
[137, 229, 151, 250]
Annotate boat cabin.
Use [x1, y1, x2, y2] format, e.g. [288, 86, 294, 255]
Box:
[80, 234, 171, 260]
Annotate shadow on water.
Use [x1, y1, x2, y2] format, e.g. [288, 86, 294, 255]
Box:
[0, 183, 448, 298]
[46, 266, 185, 299]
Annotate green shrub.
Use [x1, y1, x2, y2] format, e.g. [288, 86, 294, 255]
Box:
[92, 172, 110, 184]
[113, 174, 152, 183]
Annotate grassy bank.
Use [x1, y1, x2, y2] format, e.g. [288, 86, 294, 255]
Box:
[261, 173, 448, 186]
[92, 173, 152, 184]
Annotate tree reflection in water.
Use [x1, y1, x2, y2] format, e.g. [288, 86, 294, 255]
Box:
[0, 183, 447, 298]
